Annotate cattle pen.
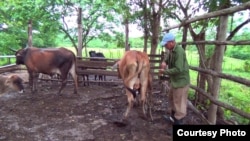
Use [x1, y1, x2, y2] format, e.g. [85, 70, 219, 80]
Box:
[0, 52, 165, 86]
[1, 45, 250, 125]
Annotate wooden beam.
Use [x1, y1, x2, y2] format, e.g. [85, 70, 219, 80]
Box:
[190, 66, 250, 87]
[178, 40, 250, 45]
[77, 69, 118, 76]
[163, 1, 250, 31]
[190, 85, 250, 119]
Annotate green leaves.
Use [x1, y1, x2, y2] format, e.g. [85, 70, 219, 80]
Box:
[0, 0, 61, 51]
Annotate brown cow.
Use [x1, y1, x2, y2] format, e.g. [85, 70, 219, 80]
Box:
[115, 50, 153, 123]
[0, 74, 24, 96]
[15, 47, 78, 94]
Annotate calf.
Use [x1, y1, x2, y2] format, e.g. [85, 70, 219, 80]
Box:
[115, 50, 153, 122]
[15, 47, 78, 94]
[0, 74, 24, 96]
[89, 51, 107, 84]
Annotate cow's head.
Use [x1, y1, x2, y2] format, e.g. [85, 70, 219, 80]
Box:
[15, 48, 28, 65]
[89, 50, 96, 57]
[112, 60, 121, 78]
[5, 74, 24, 93]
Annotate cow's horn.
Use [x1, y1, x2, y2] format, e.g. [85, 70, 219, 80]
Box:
[9, 47, 17, 52]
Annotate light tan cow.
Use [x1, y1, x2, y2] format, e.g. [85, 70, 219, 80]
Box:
[115, 50, 153, 122]
[0, 74, 24, 96]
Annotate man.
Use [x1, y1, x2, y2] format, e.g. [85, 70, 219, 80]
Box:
[159, 32, 190, 127]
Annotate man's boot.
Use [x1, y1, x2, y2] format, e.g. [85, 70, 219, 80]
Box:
[166, 118, 183, 136]
[163, 110, 176, 123]
[173, 118, 183, 125]
[171, 110, 175, 117]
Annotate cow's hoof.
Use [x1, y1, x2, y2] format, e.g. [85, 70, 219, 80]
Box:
[31, 90, 37, 94]
[113, 119, 128, 127]
[139, 113, 148, 121]
[57, 93, 63, 96]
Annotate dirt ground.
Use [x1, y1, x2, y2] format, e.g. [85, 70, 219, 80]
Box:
[0, 72, 203, 141]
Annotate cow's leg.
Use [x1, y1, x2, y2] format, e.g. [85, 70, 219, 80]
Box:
[28, 71, 36, 93]
[123, 89, 134, 120]
[82, 74, 89, 86]
[123, 76, 137, 120]
[147, 90, 153, 121]
[69, 65, 78, 94]
[86, 75, 89, 86]
[58, 72, 68, 95]
[146, 74, 153, 121]
[140, 71, 152, 120]
[82, 75, 86, 86]
[33, 73, 39, 92]
[98, 75, 103, 85]
[58, 78, 67, 95]
[29, 73, 33, 92]
[140, 82, 148, 118]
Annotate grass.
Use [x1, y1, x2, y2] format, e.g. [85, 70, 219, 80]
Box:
[187, 52, 250, 124]
[219, 83, 250, 123]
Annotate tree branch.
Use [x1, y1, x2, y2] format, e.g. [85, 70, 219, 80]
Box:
[227, 18, 250, 41]
[163, 1, 250, 31]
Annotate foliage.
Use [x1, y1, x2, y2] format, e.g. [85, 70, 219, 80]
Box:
[219, 80, 250, 124]
[0, 0, 61, 53]
[56, 0, 125, 54]
[243, 60, 250, 72]
[114, 33, 125, 48]
[226, 45, 250, 60]
[0, 0, 124, 54]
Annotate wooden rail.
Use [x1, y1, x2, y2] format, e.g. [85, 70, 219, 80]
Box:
[76, 52, 165, 82]
[0, 53, 165, 85]
[0, 64, 26, 73]
[76, 57, 119, 77]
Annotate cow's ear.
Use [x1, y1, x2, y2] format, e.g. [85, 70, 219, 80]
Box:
[5, 78, 11, 85]
[9, 47, 17, 53]
[18, 77, 24, 83]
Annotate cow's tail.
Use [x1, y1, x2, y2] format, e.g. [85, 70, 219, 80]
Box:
[125, 59, 144, 98]
[111, 60, 119, 71]
[69, 56, 78, 94]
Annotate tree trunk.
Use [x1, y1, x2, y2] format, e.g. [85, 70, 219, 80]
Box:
[188, 25, 209, 106]
[182, 25, 188, 50]
[125, 18, 129, 51]
[196, 44, 207, 105]
[77, 8, 82, 57]
[207, 15, 228, 124]
[150, 12, 161, 55]
[142, 0, 149, 53]
[143, 35, 148, 53]
[28, 20, 32, 47]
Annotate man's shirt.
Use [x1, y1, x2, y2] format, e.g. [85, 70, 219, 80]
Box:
[163, 45, 190, 88]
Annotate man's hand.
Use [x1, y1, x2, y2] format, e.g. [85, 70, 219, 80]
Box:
[160, 62, 167, 69]
[159, 62, 167, 75]
[159, 68, 165, 74]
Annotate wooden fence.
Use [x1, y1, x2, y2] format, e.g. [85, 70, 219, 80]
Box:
[163, 1, 250, 123]
[76, 52, 164, 84]
[0, 52, 164, 84]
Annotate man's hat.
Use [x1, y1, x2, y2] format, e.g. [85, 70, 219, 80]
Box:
[160, 33, 175, 46]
